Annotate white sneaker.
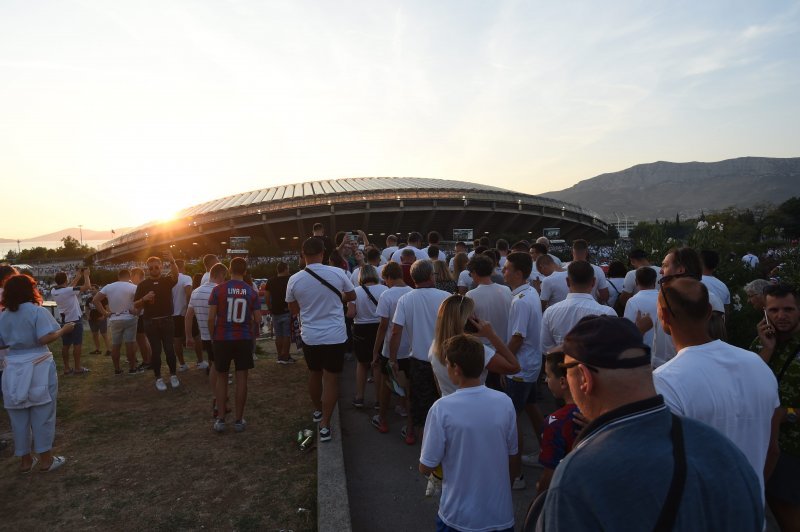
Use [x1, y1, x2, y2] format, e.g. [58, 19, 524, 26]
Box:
[521, 453, 543, 468]
[178, 364, 189, 373]
[512, 474, 526, 490]
[196, 361, 209, 370]
[170, 375, 180, 388]
[155, 378, 167, 392]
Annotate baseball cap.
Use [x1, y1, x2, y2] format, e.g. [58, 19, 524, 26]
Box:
[563, 315, 651, 369]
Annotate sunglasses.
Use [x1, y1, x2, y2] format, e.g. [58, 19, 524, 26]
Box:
[558, 360, 599, 373]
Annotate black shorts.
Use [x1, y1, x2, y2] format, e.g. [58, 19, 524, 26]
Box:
[173, 315, 186, 339]
[379, 356, 410, 378]
[191, 316, 200, 338]
[202, 340, 215, 363]
[89, 319, 107, 334]
[303, 343, 346, 374]
[212, 339, 254, 373]
[353, 322, 380, 364]
[409, 358, 440, 427]
[137, 316, 145, 334]
[767, 451, 800, 505]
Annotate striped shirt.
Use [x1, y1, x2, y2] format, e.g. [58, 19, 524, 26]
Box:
[188, 282, 216, 341]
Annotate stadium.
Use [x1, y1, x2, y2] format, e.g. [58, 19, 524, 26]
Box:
[90, 177, 609, 263]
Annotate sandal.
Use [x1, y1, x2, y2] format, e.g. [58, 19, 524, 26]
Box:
[21, 456, 39, 474]
[40, 456, 66, 472]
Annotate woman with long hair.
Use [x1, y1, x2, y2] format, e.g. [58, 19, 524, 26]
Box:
[452, 252, 471, 295]
[0, 274, 75, 472]
[432, 260, 456, 294]
[429, 294, 520, 396]
[346, 265, 388, 408]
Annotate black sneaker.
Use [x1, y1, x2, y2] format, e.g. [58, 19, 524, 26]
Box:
[319, 426, 332, 442]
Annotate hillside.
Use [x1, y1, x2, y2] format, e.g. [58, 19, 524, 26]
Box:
[543, 157, 800, 221]
[2, 227, 132, 242]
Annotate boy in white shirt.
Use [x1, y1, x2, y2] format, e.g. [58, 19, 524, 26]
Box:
[419, 334, 518, 532]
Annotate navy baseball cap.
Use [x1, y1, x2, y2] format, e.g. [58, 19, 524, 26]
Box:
[563, 315, 651, 369]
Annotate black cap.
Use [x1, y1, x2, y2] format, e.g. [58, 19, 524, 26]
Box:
[563, 316, 651, 369]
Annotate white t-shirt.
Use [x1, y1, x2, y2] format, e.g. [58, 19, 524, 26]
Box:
[623, 289, 659, 347]
[540, 271, 569, 307]
[701, 275, 731, 306]
[742, 253, 759, 268]
[99, 281, 137, 321]
[507, 285, 543, 382]
[285, 263, 354, 346]
[622, 265, 661, 294]
[430, 343, 495, 397]
[352, 284, 388, 324]
[420, 386, 517, 532]
[392, 287, 450, 361]
[51, 286, 83, 322]
[563, 262, 609, 302]
[456, 270, 473, 290]
[171, 273, 193, 317]
[422, 246, 446, 261]
[188, 282, 217, 341]
[541, 293, 617, 352]
[390, 245, 428, 263]
[376, 286, 413, 358]
[653, 340, 779, 499]
[466, 283, 512, 344]
[381, 246, 398, 263]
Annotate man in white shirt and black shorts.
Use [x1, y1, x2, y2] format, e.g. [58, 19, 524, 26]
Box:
[390, 260, 450, 444]
[286, 237, 356, 442]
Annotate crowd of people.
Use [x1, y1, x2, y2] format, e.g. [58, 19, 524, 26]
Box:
[1, 224, 798, 531]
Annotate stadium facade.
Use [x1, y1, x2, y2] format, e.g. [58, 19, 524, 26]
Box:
[90, 177, 609, 263]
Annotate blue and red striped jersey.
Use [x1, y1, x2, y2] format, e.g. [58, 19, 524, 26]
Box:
[208, 280, 260, 341]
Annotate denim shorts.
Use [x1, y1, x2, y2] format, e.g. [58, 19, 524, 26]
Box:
[272, 312, 291, 337]
[61, 320, 84, 346]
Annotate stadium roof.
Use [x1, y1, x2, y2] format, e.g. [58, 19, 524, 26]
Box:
[92, 177, 609, 262]
[176, 177, 598, 219]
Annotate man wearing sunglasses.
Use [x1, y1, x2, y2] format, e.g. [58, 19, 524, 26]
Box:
[535, 316, 763, 531]
[134, 252, 180, 392]
[653, 277, 779, 513]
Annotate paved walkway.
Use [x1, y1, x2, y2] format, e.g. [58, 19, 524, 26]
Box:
[338, 358, 555, 532]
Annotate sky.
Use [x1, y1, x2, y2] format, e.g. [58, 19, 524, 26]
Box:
[2, 0, 799, 239]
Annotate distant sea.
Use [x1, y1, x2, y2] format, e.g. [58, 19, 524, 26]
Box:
[1, 240, 108, 261]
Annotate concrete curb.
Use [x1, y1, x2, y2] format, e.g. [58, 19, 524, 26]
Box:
[317, 404, 352, 532]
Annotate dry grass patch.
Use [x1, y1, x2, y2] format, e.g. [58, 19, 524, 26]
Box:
[0, 337, 316, 531]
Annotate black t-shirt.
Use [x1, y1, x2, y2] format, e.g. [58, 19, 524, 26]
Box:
[267, 275, 290, 315]
[134, 275, 178, 319]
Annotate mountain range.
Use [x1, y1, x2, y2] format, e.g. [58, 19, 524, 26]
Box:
[543, 156, 800, 222]
[0, 227, 131, 244]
